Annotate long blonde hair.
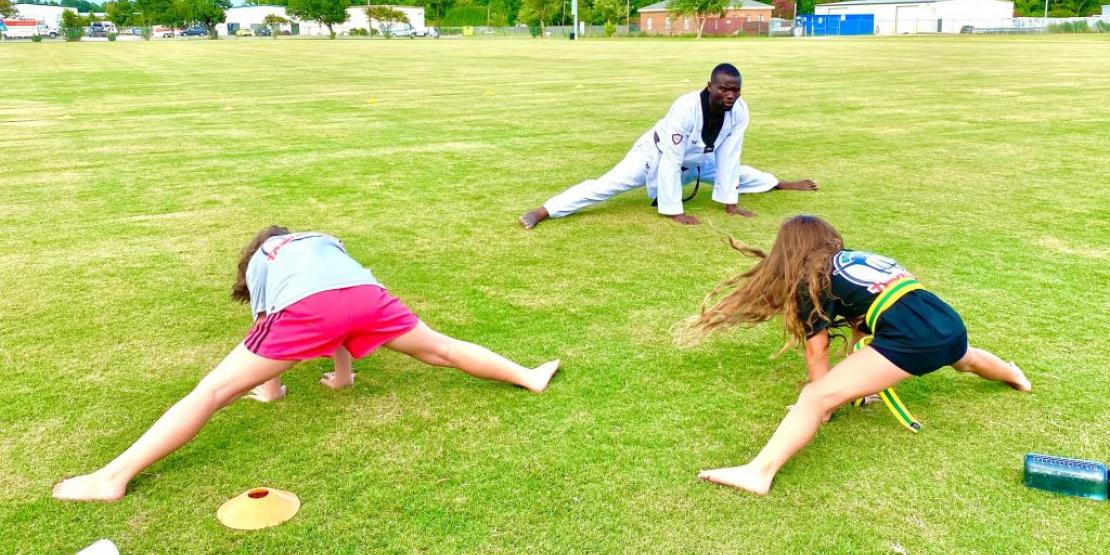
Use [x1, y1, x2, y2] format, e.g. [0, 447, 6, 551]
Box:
[683, 215, 844, 352]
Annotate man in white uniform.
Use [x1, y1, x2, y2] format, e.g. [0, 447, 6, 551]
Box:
[519, 64, 815, 229]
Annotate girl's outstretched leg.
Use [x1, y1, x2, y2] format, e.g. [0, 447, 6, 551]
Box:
[53, 345, 296, 502]
[951, 347, 1031, 392]
[699, 347, 909, 495]
[384, 322, 559, 393]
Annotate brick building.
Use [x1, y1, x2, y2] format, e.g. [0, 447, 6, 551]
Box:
[639, 0, 775, 36]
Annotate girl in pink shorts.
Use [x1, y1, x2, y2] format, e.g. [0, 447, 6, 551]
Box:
[53, 226, 560, 502]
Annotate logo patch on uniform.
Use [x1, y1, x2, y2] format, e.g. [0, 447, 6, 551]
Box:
[671, 133, 682, 145]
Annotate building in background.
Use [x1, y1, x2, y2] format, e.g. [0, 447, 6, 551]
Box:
[639, 0, 774, 36]
[814, 0, 1014, 34]
[13, 3, 74, 27]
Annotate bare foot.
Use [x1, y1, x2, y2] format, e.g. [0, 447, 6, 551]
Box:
[697, 464, 773, 496]
[246, 383, 286, 402]
[724, 205, 755, 218]
[320, 371, 356, 389]
[523, 359, 560, 393]
[1006, 362, 1033, 392]
[671, 214, 701, 225]
[519, 207, 548, 230]
[52, 472, 126, 502]
[775, 179, 818, 191]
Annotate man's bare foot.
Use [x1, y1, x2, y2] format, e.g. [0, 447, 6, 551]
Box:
[1006, 362, 1033, 392]
[523, 359, 560, 393]
[725, 204, 755, 217]
[670, 214, 700, 225]
[697, 464, 773, 496]
[52, 472, 126, 502]
[775, 179, 818, 191]
[519, 207, 549, 230]
[320, 371, 356, 389]
[246, 383, 286, 402]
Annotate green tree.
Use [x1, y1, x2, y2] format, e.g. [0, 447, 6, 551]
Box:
[366, 5, 410, 38]
[667, 0, 728, 37]
[176, 0, 229, 38]
[105, 0, 137, 27]
[287, 0, 350, 39]
[60, 0, 105, 13]
[408, 0, 453, 25]
[0, 0, 17, 18]
[263, 13, 287, 37]
[59, 9, 90, 40]
[518, 0, 558, 36]
[594, 0, 623, 26]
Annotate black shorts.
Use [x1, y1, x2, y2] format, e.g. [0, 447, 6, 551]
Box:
[870, 290, 968, 376]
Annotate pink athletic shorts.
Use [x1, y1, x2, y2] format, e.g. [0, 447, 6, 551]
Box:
[243, 285, 420, 361]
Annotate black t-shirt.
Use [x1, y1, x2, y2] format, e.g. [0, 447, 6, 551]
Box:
[700, 89, 724, 154]
[799, 250, 915, 337]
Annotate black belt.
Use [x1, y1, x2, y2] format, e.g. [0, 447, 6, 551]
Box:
[651, 132, 702, 206]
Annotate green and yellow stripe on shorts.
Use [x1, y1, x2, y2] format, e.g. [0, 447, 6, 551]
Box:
[853, 277, 924, 433]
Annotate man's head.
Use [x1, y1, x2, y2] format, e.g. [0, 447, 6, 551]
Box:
[707, 63, 742, 111]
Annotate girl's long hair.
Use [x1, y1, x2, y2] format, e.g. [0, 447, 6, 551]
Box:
[682, 215, 844, 352]
[230, 225, 290, 304]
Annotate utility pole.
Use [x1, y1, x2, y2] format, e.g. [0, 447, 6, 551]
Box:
[572, 0, 579, 39]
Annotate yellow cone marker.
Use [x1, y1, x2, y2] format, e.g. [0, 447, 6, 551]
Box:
[217, 487, 300, 530]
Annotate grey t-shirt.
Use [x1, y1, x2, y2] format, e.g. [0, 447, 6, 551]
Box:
[246, 232, 380, 316]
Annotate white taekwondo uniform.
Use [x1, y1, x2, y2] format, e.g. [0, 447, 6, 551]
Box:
[543, 89, 779, 218]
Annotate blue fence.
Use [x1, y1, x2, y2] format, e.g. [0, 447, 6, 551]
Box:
[796, 14, 875, 36]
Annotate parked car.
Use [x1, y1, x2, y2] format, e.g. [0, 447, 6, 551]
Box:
[255, 27, 272, 37]
[234, 28, 253, 37]
[382, 23, 417, 38]
[180, 26, 208, 37]
[86, 22, 109, 38]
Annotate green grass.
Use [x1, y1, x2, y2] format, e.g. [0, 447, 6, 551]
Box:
[1, 35, 1109, 553]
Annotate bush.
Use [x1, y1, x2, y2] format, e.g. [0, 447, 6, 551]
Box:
[443, 6, 488, 26]
[1047, 21, 1089, 33]
[1096, 20, 1110, 33]
[604, 21, 616, 37]
[348, 27, 368, 36]
[63, 28, 84, 41]
[529, 25, 540, 38]
[107, 32, 117, 41]
[141, 26, 152, 40]
[31, 34, 44, 42]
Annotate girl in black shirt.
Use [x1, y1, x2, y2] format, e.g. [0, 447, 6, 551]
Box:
[685, 215, 1031, 495]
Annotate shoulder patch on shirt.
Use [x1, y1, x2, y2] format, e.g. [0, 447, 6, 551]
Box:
[671, 133, 682, 145]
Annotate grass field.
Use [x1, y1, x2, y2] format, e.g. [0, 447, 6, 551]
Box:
[1, 35, 1108, 553]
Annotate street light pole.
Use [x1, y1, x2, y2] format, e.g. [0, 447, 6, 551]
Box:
[572, 0, 579, 39]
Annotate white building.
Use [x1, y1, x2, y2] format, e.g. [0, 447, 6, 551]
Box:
[218, 5, 425, 36]
[815, 0, 1014, 34]
[337, 5, 426, 34]
[13, 4, 75, 27]
[218, 5, 330, 36]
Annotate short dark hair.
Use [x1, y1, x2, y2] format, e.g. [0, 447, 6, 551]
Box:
[711, 63, 741, 85]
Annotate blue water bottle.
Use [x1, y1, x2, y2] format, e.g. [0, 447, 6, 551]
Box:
[1023, 453, 1108, 501]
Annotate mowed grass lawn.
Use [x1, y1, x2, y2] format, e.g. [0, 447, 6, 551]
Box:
[1, 35, 1108, 553]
